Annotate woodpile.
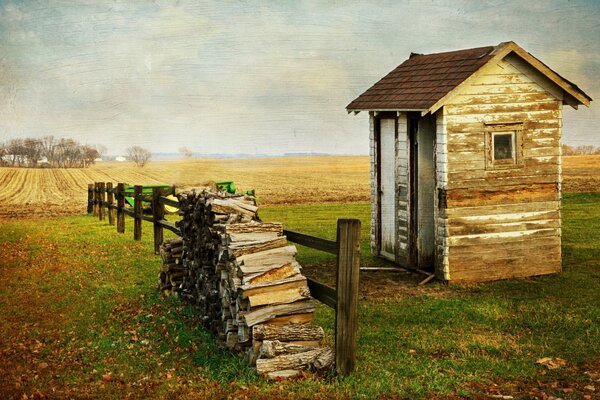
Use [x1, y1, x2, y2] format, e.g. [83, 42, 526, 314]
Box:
[169, 186, 332, 377]
[158, 237, 184, 295]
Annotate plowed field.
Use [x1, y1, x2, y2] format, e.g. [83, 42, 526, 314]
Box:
[0, 156, 370, 218]
[0, 155, 597, 219]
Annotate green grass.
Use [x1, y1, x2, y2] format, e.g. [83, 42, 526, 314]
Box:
[0, 194, 599, 399]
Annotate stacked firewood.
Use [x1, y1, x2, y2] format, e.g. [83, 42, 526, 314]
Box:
[215, 221, 332, 377]
[172, 186, 332, 378]
[158, 237, 184, 295]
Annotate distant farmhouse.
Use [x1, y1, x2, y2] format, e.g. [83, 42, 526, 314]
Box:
[347, 41, 592, 282]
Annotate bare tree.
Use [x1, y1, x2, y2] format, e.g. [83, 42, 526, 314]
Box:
[178, 146, 193, 159]
[562, 144, 575, 156]
[41, 136, 57, 166]
[575, 145, 595, 155]
[0, 142, 7, 166]
[55, 138, 82, 168]
[82, 145, 100, 167]
[126, 146, 152, 167]
[6, 138, 25, 167]
[23, 138, 43, 167]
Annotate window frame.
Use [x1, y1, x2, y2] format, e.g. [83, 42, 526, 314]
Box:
[484, 122, 524, 170]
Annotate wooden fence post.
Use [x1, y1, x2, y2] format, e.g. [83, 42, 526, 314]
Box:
[152, 187, 165, 254]
[107, 182, 115, 226]
[117, 183, 125, 233]
[93, 182, 99, 217]
[99, 182, 106, 221]
[87, 184, 94, 214]
[335, 219, 361, 376]
[134, 185, 142, 241]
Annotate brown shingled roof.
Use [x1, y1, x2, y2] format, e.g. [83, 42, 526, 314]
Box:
[346, 45, 497, 111]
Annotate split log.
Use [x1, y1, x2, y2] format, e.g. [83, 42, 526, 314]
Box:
[243, 300, 316, 327]
[229, 236, 289, 258]
[242, 262, 301, 285]
[260, 340, 321, 358]
[240, 274, 307, 298]
[248, 286, 311, 308]
[266, 313, 314, 326]
[253, 323, 325, 342]
[255, 347, 332, 374]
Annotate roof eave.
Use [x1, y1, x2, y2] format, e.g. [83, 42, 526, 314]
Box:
[347, 108, 428, 115]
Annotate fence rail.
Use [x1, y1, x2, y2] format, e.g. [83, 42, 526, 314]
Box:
[87, 181, 360, 375]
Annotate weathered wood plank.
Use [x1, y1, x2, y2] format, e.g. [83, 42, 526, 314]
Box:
[448, 210, 559, 226]
[158, 195, 179, 208]
[445, 101, 559, 116]
[157, 220, 181, 235]
[335, 219, 361, 376]
[446, 173, 560, 189]
[116, 183, 125, 233]
[449, 258, 561, 282]
[442, 200, 560, 218]
[445, 110, 560, 125]
[106, 182, 115, 225]
[99, 182, 106, 221]
[283, 229, 338, 254]
[446, 183, 558, 208]
[133, 185, 142, 241]
[152, 187, 165, 255]
[87, 184, 94, 214]
[448, 241, 561, 262]
[448, 218, 560, 236]
[452, 91, 555, 105]
[446, 228, 559, 247]
[307, 278, 336, 309]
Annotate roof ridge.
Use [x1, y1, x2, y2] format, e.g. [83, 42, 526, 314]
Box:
[409, 44, 496, 59]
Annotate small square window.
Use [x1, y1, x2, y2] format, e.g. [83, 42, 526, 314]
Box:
[485, 122, 524, 170]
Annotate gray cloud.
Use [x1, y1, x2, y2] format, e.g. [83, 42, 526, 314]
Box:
[0, 0, 598, 154]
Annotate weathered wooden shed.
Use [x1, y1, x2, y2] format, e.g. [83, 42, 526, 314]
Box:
[347, 41, 592, 282]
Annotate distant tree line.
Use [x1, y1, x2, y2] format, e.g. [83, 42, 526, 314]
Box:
[0, 136, 106, 168]
[562, 144, 600, 156]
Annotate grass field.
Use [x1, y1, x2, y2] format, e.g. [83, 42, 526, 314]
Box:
[1, 194, 599, 399]
[1, 155, 599, 398]
[0, 154, 598, 219]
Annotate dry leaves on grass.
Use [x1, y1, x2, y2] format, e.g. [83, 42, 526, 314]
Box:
[536, 357, 567, 369]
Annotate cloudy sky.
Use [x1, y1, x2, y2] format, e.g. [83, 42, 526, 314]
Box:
[0, 0, 598, 155]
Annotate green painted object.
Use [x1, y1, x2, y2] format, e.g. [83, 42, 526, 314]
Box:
[216, 181, 236, 193]
[123, 183, 171, 209]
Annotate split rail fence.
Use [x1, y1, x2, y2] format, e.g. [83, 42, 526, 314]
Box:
[87, 182, 360, 375]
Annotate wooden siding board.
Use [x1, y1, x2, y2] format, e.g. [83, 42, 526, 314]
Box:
[448, 218, 560, 236]
[442, 200, 560, 218]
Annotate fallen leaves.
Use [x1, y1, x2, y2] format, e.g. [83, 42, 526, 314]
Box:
[536, 357, 567, 369]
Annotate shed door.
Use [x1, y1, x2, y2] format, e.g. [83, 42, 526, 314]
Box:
[379, 118, 396, 259]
